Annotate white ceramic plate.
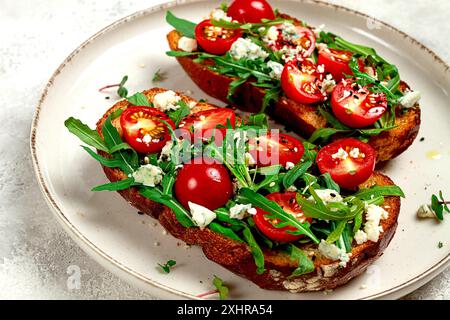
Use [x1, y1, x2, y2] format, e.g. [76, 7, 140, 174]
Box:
[31, 0, 450, 299]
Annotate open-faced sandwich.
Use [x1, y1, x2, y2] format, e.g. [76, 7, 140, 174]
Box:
[166, 0, 421, 162]
[65, 88, 405, 293]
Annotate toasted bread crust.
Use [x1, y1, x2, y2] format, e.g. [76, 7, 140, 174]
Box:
[95, 89, 401, 292]
[167, 23, 421, 162]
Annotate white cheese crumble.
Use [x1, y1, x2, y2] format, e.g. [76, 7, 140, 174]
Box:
[230, 38, 269, 61]
[132, 164, 164, 187]
[417, 204, 436, 219]
[320, 74, 336, 94]
[363, 66, 377, 78]
[280, 22, 297, 41]
[349, 147, 365, 159]
[153, 90, 181, 112]
[286, 185, 298, 192]
[317, 64, 325, 74]
[188, 202, 216, 229]
[354, 229, 368, 245]
[229, 204, 254, 220]
[331, 148, 348, 160]
[266, 26, 279, 41]
[398, 90, 421, 109]
[158, 140, 173, 162]
[318, 240, 350, 267]
[364, 204, 389, 242]
[210, 8, 232, 22]
[309, 189, 343, 203]
[285, 161, 295, 170]
[177, 36, 198, 52]
[267, 61, 284, 80]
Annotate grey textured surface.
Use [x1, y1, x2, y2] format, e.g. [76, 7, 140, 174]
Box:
[0, 0, 448, 299]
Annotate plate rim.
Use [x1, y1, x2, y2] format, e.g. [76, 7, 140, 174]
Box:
[30, 0, 450, 300]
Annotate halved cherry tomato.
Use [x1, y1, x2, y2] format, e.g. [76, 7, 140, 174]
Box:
[120, 106, 175, 154]
[248, 133, 304, 167]
[195, 19, 242, 55]
[178, 108, 236, 142]
[253, 192, 312, 242]
[317, 48, 364, 81]
[281, 60, 325, 104]
[267, 25, 316, 60]
[174, 158, 233, 211]
[316, 138, 376, 189]
[228, 0, 275, 23]
[331, 80, 388, 128]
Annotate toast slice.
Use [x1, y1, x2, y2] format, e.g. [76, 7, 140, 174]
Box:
[166, 15, 421, 162]
[96, 88, 401, 292]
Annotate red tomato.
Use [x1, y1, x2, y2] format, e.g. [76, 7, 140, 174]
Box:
[195, 19, 242, 55]
[174, 159, 233, 210]
[120, 106, 175, 154]
[331, 80, 388, 128]
[179, 108, 236, 142]
[318, 48, 356, 81]
[316, 138, 376, 189]
[253, 192, 312, 242]
[228, 0, 275, 23]
[281, 60, 325, 104]
[248, 133, 304, 167]
[268, 25, 316, 60]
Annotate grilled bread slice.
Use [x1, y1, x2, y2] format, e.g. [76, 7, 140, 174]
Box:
[166, 15, 421, 162]
[96, 88, 400, 292]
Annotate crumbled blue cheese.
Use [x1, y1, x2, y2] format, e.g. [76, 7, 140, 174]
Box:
[188, 202, 216, 229]
[320, 74, 336, 94]
[364, 204, 389, 242]
[132, 164, 164, 187]
[229, 204, 254, 220]
[280, 22, 298, 41]
[417, 204, 436, 219]
[279, 45, 303, 62]
[331, 147, 348, 160]
[309, 189, 343, 203]
[210, 8, 232, 22]
[267, 61, 284, 80]
[354, 229, 368, 245]
[285, 161, 295, 170]
[230, 38, 269, 61]
[398, 90, 421, 109]
[349, 147, 365, 159]
[177, 36, 198, 52]
[153, 90, 181, 112]
[318, 240, 350, 267]
[266, 26, 279, 41]
[158, 140, 173, 162]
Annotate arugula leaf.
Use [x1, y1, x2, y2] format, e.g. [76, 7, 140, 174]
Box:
[353, 185, 405, 200]
[81, 146, 123, 168]
[140, 187, 194, 227]
[318, 106, 350, 130]
[109, 142, 132, 154]
[166, 50, 202, 57]
[65, 117, 109, 152]
[158, 260, 176, 273]
[247, 113, 269, 129]
[228, 78, 248, 100]
[286, 244, 315, 278]
[127, 92, 151, 106]
[261, 86, 281, 112]
[242, 226, 266, 274]
[431, 194, 444, 221]
[308, 127, 350, 143]
[282, 160, 312, 189]
[167, 101, 190, 126]
[353, 211, 363, 234]
[117, 75, 129, 98]
[209, 222, 243, 243]
[213, 276, 229, 300]
[166, 11, 196, 38]
[326, 220, 347, 243]
[91, 178, 136, 192]
[102, 114, 138, 174]
[152, 69, 165, 83]
[237, 188, 319, 243]
[320, 173, 340, 193]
